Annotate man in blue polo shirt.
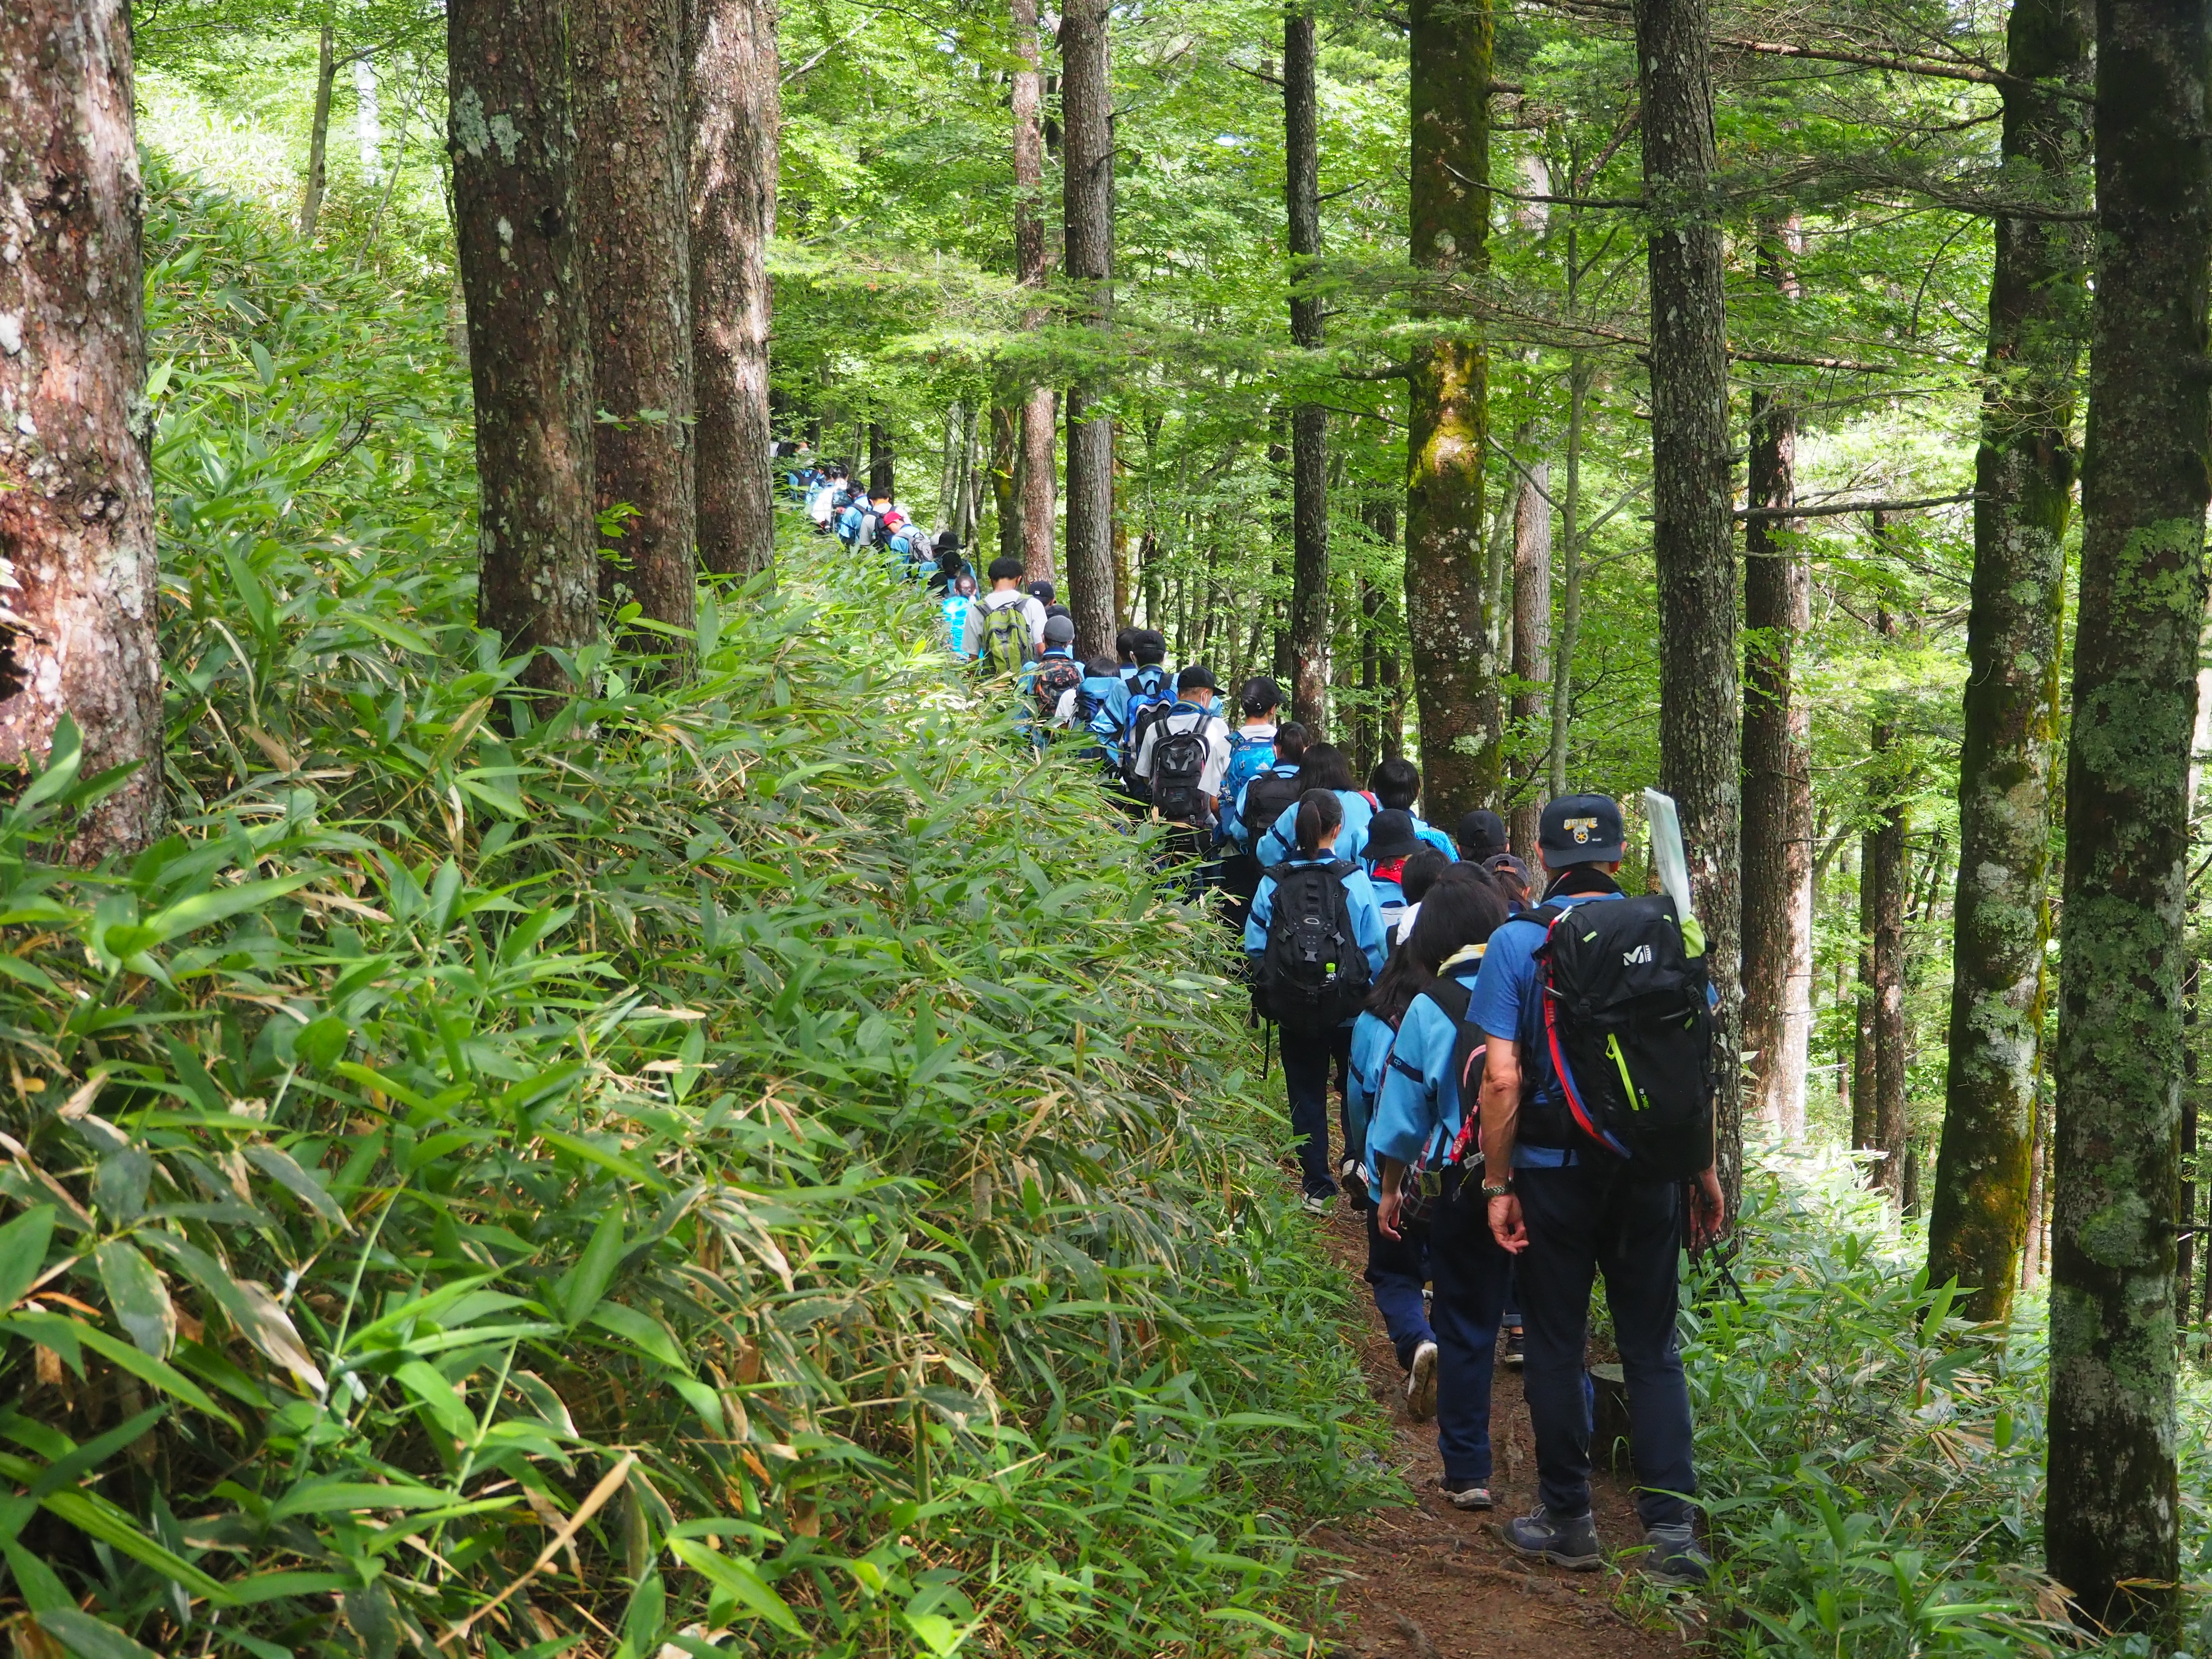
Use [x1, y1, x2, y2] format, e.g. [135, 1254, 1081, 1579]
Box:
[1466, 793, 1722, 1589]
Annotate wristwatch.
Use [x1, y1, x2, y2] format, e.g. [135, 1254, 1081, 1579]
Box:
[1480, 1178, 1513, 1200]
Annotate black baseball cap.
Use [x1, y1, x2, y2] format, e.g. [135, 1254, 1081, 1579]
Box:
[1365, 809, 1425, 864]
[1176, 663, 1218, 694]
[1539, 793, 1625, 865]
[1455, 809, 1508, 862]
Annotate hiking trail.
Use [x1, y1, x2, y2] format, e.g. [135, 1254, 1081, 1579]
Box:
[1300, 1199, 1697, 1658]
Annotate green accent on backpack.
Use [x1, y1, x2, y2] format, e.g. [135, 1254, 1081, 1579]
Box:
[978, 603, 1034, 678]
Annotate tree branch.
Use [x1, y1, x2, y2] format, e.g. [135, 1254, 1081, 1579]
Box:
[1737, 490, 1977, 520]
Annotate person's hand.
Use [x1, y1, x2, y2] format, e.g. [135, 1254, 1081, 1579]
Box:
[1686, 1165, 1727, 1251]
[1489, 1192, 1527, 1253]
[1377, 1185, 1402, 1241]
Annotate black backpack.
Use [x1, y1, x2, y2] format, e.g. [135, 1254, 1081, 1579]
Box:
[1259, 860, 1371, 1027]
[1239, 767, 1304, 853]
[1150, 718, 1212, 823]
[1527, 893, 1716, 1182]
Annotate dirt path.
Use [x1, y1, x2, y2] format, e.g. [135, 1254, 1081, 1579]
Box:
[1301, 1202, 1695, 1659]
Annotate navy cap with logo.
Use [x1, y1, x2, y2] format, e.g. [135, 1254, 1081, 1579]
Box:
[1539, 793, 1625, 865]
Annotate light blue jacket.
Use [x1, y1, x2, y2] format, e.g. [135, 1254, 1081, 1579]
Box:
[1366, 950, 1487, 1182]
[1256, 788, 1378, 867]
[1242, 859, 1392, 1018]
[1345, 1010, 1399, 1199]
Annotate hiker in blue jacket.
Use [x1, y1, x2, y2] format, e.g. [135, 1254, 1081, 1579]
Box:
[1360, 808, 1428, 940]
[1369, 862, 1515, 1512]
[1245, 789, 1391, 1213]
[1370, 757, 1461, 860]
[1348, 868, 1513, 1433]
[1253, 743, 1376, 866]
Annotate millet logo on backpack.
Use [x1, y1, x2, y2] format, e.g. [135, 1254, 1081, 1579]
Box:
[1622, 943, 1653, 966]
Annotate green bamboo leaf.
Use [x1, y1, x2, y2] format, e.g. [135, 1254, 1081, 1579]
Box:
[0, 1205, 56, 1310]
[666, 1537, 802, 1634]
[36, 1609, 161, 1659]
[242, 1144, 351, 1229]
[94, 1240, 174, 1358]
[560, 1207, 626, 1328]
[4, 1312, 238, 1430]
[140, 874, 316, 948]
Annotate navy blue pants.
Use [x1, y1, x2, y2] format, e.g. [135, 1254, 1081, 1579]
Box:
[1516, 1160, 1697, 1527]
[1280, 1022, 1350, 1199]
[1430, 1170, 1513, 1485]
[1364, 1201, 1433, 1369]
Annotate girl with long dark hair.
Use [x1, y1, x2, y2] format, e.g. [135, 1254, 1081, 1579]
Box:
[1367, 863, 1514, 1507]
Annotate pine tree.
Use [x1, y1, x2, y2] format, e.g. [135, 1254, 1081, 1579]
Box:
[1060, 0, 1117, 657]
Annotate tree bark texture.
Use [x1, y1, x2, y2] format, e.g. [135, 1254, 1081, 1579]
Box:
[2046, 0, 2211, 1628]
[1510, 458, 1551, 855]
[1405, 0, 1493, 827]
[1636, 0, 1739, 1212]
[450, 0, 600, 692]
[989, 396, 1022, 564]
[0, 0, 163, 855]
[301, 22, 337, 237]
[1285, 9, 1329, 733]
[1059, 0, 1115, 656]
[1927, 0, 2091, 1325]
[1548, 354, 1588, 798]
[1852, 847, 1877, 1156]
[867, 422, 893, 499]
[1741, 373, 1812, 1140]
[1868, 728, 1909, 1205]
[689, 0, 778, 577]
[1012, 0, 1058, 584]
[576, 0, 697, 642]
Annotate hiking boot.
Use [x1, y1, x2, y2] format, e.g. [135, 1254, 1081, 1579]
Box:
[1501, 1505, 1602, 1570]
[1500, 1323, 1524, 1368]
[1405, 1341, 1439, 1422]
[1440, 1479, 1494, 1511]
[1301, 1191, 1337, 1215]
[1640, 1522, 1713, 1588]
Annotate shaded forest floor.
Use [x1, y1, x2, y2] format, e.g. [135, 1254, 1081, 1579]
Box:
[1296, 1179, 1696, 1658]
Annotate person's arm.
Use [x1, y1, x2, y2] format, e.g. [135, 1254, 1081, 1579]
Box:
[1256, 802, 1295, 867]
[1479, 1036, 1527, 1252]
[1243, 879, 1275, 954]
[1346, 874, 1390, 974]
[962, 601, 984, 656]
[1371, 998, 1449, 1240]
[1025, 599, 1047, 648]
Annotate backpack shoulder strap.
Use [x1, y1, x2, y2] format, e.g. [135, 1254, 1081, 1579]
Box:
[1424, 977, 1473, 1024]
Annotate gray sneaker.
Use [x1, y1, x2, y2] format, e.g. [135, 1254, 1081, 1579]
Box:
[1500, 1504, 1602, 1570]
[1640, 1522, 1712, 1587]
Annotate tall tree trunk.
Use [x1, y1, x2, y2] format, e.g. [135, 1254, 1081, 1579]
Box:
[1358, 577, 1381, 776]
[0, 0, 163, 856]
[2046, 0, 2211, 1626]
[1269, 417, 1293, 680]
[300, 21, 337, 237]
[690, 0, 779, 577]
[1059, 0, 1116, 657]
[1012, 0, 1059, 584]
[1926, 0, 2090, 1324]
[450, 0, 599, 692]
[1405, 0, 1493, 825]
[1869, 738, 1910, 1207]
[1740, 234, 1812, 1141]
[990, 396, 1022, 565]
[1285, 8, 1330, 733]
[1547, 354, 1589, 796]
[1510, 457, 1551, 854]
[576, 0, 697, 644]
[867, 422, 893, 499]
[1852, 843, 1878, 1157]
[1636, 0, 1739, 1212]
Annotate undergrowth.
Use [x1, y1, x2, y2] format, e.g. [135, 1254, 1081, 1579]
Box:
[0, 162, 1390, 1659]
[1690, 1148, 2212, 1657]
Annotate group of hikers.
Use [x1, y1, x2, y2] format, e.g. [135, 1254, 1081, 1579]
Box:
[781, 466, 1727, 1587]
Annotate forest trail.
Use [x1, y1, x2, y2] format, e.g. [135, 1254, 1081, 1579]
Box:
[1299, 1200, 1694, 1659]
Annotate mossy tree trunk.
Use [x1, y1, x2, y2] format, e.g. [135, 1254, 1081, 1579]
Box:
[1405, 0, 1493, 826]
[1636, 0, 1739, 1209]
[1509, 458, 1550, 855]
[0, 0, 164, 856]
[1060, 0, 1116, 658]
[1286, 7, 1329, 733]
[300, 21, 337, 237]
[689, 0, 778, 577]
[2046, 0, 2212, 1628]
[1925, 0, 2090, 1325]
[450, 0, 600, 693]
[576, 0, 698, 646]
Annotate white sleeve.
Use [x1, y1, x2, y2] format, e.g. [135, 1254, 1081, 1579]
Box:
[1199, 721, 1233, 799]
[1024, 598, 1048, 648]
[1053, 686, 1078, 726]
[962, 600, 985, 656]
